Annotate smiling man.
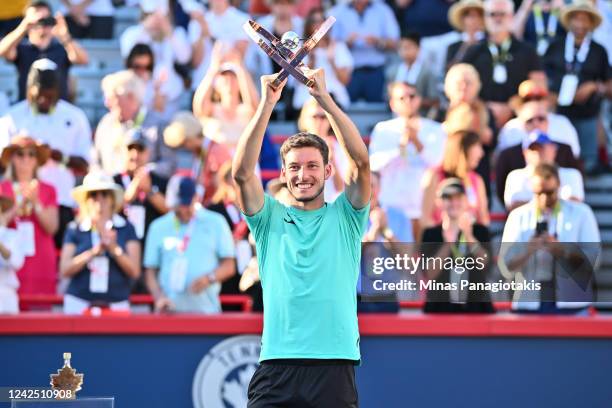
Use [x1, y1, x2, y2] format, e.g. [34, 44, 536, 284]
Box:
[232, 68, 370, 407]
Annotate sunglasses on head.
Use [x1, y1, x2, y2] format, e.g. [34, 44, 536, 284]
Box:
[87, 190, 113, 199]
[525, 115, 548, 125]
[15, 149, 37, 158]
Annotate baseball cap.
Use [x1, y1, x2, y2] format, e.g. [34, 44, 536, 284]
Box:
[177, 177, 197, 206]
[437, 178, 466, 199]
[522, 130, 553, 150]
[126, 129, 150, 150]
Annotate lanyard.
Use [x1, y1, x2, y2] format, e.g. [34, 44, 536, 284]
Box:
[488, 38, 512, 64]
[449, 232, 467, 259]
[533, 5, 558, 40]
[564, 32, 591, 74]
[174, 216, 195, 254]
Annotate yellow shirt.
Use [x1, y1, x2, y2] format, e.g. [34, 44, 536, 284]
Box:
[0, 0, 28, 20]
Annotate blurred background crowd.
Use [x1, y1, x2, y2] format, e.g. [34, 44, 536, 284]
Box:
[0, 0, 609, 316]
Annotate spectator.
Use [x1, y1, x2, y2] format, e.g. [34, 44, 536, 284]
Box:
[0, 135, 58, 306]
[126, 43, 181, 121]
[513, 0, 565, 56]
[113, 130, 168, 242]
[421, 177, 494, 314]
[119, 0, 191, 103]
[446, 0, 485, 70]
[544, 0, 612, 175]
[331, 0, 400, 102]
[0, 59, 91, 249]
[370, 81, 446, 241]
[193, 43, 259, 155]
[421, 130, 489, 229]
[501, 163, 600, 315]
[363, 171, 412, 242]
[0, 0, 27, 38]
[505, 130, 584, 211]
[443, 63, 494, 201]
[390, 0, 454, 38]
[208, 161, 251, 300]
[57, 0, 115, 39]
[298, 97, 348, 202]
[292, 8, 352, 111]
[387, 32, 439, 117]
[94, 70, 174, 177]
[495, 88, 582, 205]
[144, 177, 236, 313]
[0, 191, 25, 314]
[0, 0, 88, 101]
[462, 0, 544, 129]
[189, 0, 250, 92]
[498, 79, 580, 156]
[60, 172, 141, 314]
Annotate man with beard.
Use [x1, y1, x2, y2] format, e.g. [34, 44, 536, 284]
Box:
[233, 68, 370, 407]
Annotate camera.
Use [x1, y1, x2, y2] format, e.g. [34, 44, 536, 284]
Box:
[535, 220, 549, 236]
[38, 16, 56, 27]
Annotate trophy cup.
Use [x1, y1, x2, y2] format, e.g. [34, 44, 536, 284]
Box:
[50, 353, 83, 399]
[243, 16, 336, 89]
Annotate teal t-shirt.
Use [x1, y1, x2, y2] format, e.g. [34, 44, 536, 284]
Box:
[245, 192, 369, 361]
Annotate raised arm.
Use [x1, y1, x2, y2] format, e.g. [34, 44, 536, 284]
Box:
[304, 68, 370, 208]
[232, 74, 287, 215]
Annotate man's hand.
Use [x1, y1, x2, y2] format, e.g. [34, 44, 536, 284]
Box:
[52, 13, 71, 43]
[68, 3, 90, 26]
[303, 68, 330, 101]
[261, 74, 287, 105]
[154, 296, 175, 313]
[190, 275, 212, 294]
[19, 7, 43, 32]
[573, 81, 598, 104]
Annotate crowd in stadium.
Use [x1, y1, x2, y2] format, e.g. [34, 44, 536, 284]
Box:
[0, 0, 609, 315]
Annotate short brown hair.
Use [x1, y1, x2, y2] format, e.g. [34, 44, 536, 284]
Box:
[533, 163, 560, 183]
[280, 132, 329, 166]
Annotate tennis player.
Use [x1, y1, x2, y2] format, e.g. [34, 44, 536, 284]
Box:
[232, 68, 370, 407]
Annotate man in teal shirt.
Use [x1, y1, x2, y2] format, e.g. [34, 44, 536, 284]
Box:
[233, 68, 370, 407]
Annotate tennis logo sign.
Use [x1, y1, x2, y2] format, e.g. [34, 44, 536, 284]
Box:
[193, 335, 261, 408]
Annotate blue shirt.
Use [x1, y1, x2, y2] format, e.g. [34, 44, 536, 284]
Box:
[245, 192, 369, 361]
[143, 206, 235, 313]
[64, 215, 138, 302]
[331, 1, 400, 68]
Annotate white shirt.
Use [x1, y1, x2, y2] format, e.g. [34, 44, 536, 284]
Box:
[120, 24, 191, 97]
[504, 166, 584, 208]
[292, 42, 353, 109]
[500, 200, 600, 310]
[369, 117, 446, 218]
[0, 100, 92, 207]
[497, 113, 580, 157]
[57, 0, 114, 17]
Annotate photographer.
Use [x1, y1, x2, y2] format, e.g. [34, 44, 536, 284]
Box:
[501, 163, 600, 315]
[0, 0, 88, 101]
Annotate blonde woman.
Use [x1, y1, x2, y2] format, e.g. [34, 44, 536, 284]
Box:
[421, 130, 489, 230]
[298, 97, 347, 201]
[0, 135, 58, 306]
[59, 172, 141, 314]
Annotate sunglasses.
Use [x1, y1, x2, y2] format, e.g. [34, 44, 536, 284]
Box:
[87, 190, 113, 199]
[130, 63, 153, 72]
[535, 189, 556, 197]
[486, 11, 509, 18]
[397, 93, 418, 101]
[15, 149, 37, 158]
[525, 115, 548, 125]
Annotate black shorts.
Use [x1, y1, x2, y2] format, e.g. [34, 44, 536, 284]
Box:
[247, 359, 358, 408]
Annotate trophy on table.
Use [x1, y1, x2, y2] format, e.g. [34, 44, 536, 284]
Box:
[243, 16, 336, 89]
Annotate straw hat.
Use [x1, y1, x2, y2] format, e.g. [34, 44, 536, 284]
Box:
[0, 183, 15, 213]
[448, 0, 484, 31]
[0, 135, 50, 168]
[163, 111, 203, 148]
[71, 172, 124, 213]
[509, 79, 549, 112]
[560, 0, 602, 30]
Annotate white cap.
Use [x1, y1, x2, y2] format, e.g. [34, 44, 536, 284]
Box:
[140, 0, 169, 14]
[31, 58, 58, 72]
